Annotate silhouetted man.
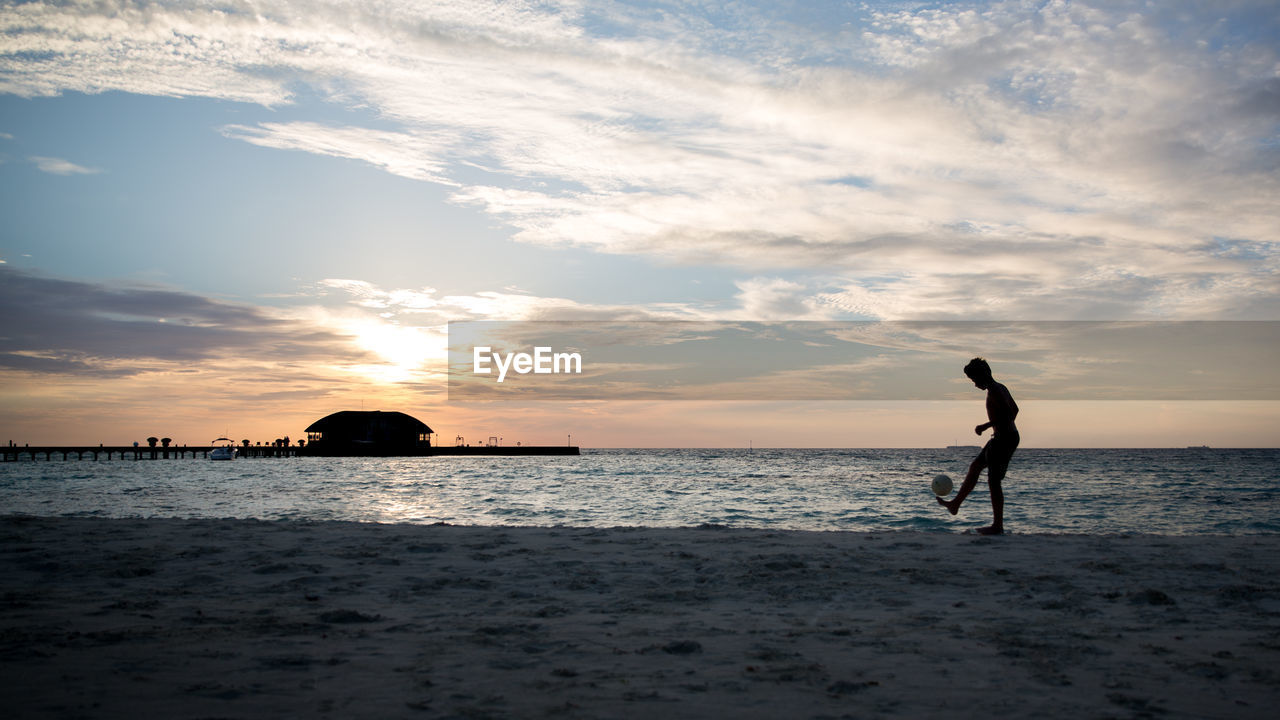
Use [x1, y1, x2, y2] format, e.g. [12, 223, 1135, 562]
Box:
[938, 358, 1019, 535]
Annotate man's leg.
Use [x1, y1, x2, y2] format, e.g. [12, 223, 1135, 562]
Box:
[984, 470, 1004, 533]
[939, 454, 986, 516]
[977, 442, 1013, 535]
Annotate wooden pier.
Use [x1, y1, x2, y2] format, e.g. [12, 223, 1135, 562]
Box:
[298, 446, 580, 457]
[1, 445, 301, 461]
[1, 445, 579, 461]
[425, 445, 579, 456]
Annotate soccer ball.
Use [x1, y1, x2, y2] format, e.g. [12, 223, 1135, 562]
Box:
[931, 473, 954, 496]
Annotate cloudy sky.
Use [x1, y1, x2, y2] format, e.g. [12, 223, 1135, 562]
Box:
[1, 0, 1277, 447]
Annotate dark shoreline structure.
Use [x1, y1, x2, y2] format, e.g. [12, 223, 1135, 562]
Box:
[0, 444, 580, 460]
[305, 410, 433, 455]
[2, 410, 579, 460]
[1, 445, 302, 461]
[303, 410, 578, 456]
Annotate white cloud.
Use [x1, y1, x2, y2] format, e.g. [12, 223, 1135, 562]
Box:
[734, 277, 834, 320]
[2, 1, 1278, 318]
[221, 122, 461, 185]
[29, 156, 100, 175]
[318, 276, 714, 324]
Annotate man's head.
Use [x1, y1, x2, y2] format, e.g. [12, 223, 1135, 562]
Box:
[964, 357, 993, 389]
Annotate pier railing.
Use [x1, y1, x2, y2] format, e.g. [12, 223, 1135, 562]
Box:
[1, 445, 301, 461]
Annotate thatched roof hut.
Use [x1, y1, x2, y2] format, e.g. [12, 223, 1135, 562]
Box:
[304, 411, 434, 455]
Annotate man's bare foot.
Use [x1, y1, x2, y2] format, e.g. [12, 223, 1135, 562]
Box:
[975, 525, 1004, 536]
[936, 496, 959, 516]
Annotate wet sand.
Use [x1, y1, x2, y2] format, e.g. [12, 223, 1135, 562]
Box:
[2, 516, 1279, 718]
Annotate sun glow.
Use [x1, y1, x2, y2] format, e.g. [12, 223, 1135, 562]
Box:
[347, 319, 444, 384]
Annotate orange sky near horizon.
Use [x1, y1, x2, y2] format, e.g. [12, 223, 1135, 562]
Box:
[3, 376, 1277, 449]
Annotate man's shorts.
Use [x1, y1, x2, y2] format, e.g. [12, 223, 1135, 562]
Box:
[977, 430, 1020, 482]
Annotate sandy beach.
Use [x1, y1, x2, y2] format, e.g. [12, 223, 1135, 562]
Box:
[2, 516, 1278, 718]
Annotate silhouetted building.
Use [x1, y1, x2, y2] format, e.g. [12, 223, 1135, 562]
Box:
[304, 411, 434, 456]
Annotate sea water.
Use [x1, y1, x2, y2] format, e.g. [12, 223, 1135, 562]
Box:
[0, 448, 1276, 535]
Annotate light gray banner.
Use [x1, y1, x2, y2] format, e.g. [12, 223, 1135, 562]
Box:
[447, 321, 1280, 402]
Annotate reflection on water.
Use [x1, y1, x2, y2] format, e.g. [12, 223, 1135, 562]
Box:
[0, 449, 1277, 534]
